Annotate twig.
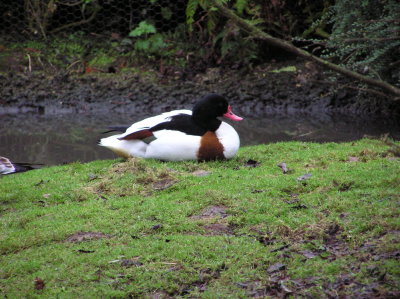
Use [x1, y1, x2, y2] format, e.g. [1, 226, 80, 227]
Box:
[57, 0, 85, 7]
[50, 5, 100, 34]
[27, 54, 32, 72]
[67, 60, 82, 70]
[310, 79, 396, 100]
[343, 37, 399, 43]
[343, 84, 397, 100]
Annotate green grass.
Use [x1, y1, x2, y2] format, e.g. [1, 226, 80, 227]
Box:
[1, 139, 399, 298]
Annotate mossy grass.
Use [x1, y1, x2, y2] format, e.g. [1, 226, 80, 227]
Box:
[1, 139, 399, 297]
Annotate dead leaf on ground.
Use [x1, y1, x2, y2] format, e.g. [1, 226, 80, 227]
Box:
[267, 263, 286, 273]
[191, 170, 211, 177]
[277, 162, 289, 174]
[280, 280, 293, 293]
[121, 258, 143, 267]
[65, 231, 112, 243]
[297, 173, 312, 181]
[301, 250, 318, 259]
[348, 156, 359, 162]
[282, 193, 300, 204]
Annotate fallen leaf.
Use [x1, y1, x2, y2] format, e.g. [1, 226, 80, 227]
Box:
[192, 170, 211, 177]
[235, 282, 249, 289]
[297, 173, 312, 181]
[34, 277, 45, 290]
[280, 280, 293, 293]
[121, 259, 143, 267]
[277, 162, 289, 174]
[348, 156, 359, 162]
[301, 250, 318, 259]
[65, 232, 111, 243]
[267, 263, 286, 273]
[283, 199, 299, 204]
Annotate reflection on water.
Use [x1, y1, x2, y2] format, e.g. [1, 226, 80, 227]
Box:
[1, 112, 399, 166]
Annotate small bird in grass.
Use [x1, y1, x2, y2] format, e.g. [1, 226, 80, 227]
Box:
[99, 94, 243, 161]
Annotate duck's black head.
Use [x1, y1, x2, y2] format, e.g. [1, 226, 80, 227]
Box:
[192, 94, 242, 131]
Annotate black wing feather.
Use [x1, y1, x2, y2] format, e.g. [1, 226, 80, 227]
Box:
[150, 114, 207, 136]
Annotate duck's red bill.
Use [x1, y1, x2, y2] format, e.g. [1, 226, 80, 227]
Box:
[223, 105, 243, 121]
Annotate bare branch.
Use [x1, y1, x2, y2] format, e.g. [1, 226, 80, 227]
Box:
[49, 4, 101, 34]
[210, 1, 400, 98]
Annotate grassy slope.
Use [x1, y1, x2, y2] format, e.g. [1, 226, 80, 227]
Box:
[1, 139, 399, 298]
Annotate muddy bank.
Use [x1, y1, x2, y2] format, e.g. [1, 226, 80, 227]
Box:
[1, 59, 399, 117]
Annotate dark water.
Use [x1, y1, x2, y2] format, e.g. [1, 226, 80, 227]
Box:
[1, 111, 399, 166]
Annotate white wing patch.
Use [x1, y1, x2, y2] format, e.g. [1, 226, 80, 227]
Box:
[123, 110, 192, 137]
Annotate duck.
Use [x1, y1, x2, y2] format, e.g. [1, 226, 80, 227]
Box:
[0, 156, 36, 175]
[99, 93, 243, 161]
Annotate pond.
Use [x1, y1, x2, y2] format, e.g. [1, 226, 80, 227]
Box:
[1, 111, 399, 166]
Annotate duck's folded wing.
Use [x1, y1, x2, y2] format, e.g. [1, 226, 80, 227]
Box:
[124, 110, 192, 135]
[119, 110, 199, 141]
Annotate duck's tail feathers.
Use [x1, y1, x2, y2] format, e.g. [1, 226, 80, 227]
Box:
[102, 125, 130, 134]
[0, 156, 40, 175]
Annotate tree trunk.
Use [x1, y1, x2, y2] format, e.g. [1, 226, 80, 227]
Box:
[211, 1, 400, 99]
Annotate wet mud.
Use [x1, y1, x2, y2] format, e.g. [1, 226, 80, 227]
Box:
[1, 59, 399, 118]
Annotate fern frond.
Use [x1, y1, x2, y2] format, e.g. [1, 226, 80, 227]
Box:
[186, 0, 199, 30]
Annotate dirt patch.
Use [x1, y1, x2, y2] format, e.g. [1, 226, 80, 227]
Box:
[152, 178, 176, 190]
[202, 223, 233, 235]
[85, 158, 177, 197]
[190, 205, 228, 220]
[65, 231, 112, 243]
[189, 206, 233, 235]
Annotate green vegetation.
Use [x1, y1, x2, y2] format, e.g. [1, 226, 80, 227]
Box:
[1, 139, 399, 297]
[129, 21, 167, 55]
[4, 1, 399, 87]
[324, 0, 400, 83]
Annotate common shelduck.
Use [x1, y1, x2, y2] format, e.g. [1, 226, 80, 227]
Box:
[0, 156, 36, 175]
[99, 94, 243, 161]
